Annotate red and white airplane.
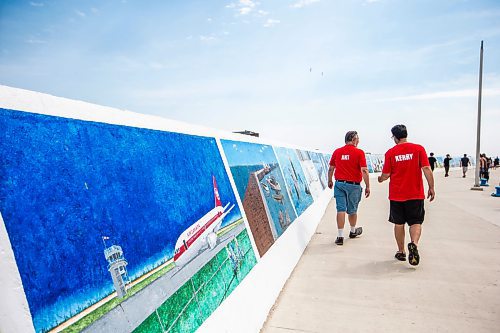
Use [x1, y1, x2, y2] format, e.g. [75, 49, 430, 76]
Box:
[173, 176, 235, 267]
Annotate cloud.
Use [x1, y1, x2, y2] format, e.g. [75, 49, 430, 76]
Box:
[257, 10, 269, 16]
[226, 0, 258, 16]
[240, 7, 252, 15]
[75, 10, 86, 18]
[91, 7, 99, 14]
[290, 0, 319, 9]
[199, 35, 218, 42]
[29, 2, 44, 7]
[263, 19, 280, 28]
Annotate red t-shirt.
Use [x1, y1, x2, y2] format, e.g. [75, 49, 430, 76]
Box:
[329, 145, 367, 183]
[382, 142, 430, 201]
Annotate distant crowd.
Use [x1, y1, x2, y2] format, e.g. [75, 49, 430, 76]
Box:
[427, 152, 499, 181]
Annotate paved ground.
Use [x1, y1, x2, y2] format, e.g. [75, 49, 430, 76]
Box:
[261, 168, 500, 333]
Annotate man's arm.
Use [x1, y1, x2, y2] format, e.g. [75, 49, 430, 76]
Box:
[361, 167, 370, 197]
[422, 166, 435, 201]
[378, 173, 390, 183]
[328, 165, 335, 189]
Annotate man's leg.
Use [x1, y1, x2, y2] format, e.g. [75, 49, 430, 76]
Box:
[348, 213, 357, 227]
[346, 185, 363, 238]
[394, 224, 405, 252]
[335, 212, 346, 245]
[337, 212, 346, 230]
[409, 224, 422, 245]
[348, 213, 363, 238]
[334, 183, 348, 245]
[408, 224, 422, 266]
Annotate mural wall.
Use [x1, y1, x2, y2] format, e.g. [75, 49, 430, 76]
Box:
[0, 108, 256, 333]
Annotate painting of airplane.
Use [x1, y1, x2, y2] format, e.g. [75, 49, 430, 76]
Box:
[173, 176, 235, 267]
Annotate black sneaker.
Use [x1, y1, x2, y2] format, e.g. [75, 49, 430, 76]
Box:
[394, 252, 406, 261]
[408, 242, 420, 266]
[349, 227, 363, 238]
[335, 237, 344, 245]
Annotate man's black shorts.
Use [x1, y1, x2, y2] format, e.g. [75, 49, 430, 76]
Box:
[389, 200, 425, 225]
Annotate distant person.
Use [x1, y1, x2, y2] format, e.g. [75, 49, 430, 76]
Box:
[428, 152, 437, 171]
[328, 131, 370, 246]
[494, 156, 499, 170]
[460, 154, 471, 178]
[444, 154, 452, 177]
[484, 156, 492, 182]
[378, 124, 435, 266]
[480, 154, 488, 180]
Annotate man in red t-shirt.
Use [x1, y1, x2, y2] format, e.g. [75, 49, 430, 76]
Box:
[378, 124, 435, 266]
[328, 131, 370, 246]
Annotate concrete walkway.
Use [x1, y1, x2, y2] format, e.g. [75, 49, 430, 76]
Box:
[261, 168, 500, 333]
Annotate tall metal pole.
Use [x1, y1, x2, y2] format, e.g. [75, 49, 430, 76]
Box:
[472, 40, 483, 189]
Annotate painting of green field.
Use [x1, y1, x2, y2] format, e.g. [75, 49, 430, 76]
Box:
[134, 229, 256, 333]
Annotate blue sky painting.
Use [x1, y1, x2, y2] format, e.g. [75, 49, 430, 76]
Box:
[0, 108, 242, 333]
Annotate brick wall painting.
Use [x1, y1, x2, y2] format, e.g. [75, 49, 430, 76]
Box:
[220, 140, 297, 257]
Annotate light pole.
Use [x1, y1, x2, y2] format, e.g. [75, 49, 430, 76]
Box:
[472, 41, 484, 191]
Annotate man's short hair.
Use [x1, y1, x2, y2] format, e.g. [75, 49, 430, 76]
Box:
[391, 124, 407, 140]
[464, 154, 467, 157]
[430, 152, 434, 156]
[344, 131, 358, 143]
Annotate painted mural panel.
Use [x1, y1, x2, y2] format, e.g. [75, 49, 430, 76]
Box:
[436, 156, 444, 168]
[0, 108, 256, 332]
[221, 140, 297, 256]
[311, 152, 328, 189]
[273, 147, 314, 216]
[296, 150, 323, 199]
[365, 154, 374, 173]
[371, 154, 385, 172]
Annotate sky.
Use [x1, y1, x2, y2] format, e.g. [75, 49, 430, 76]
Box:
[1, 0, 499, 157]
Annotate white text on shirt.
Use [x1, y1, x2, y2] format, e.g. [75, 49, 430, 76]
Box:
[395, 153, 413, 162]
[341, 155, 350, 160]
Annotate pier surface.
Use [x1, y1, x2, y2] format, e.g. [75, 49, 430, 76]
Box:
[261, 168, 500, 333]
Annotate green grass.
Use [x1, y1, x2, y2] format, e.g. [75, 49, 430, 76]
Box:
[133, 229, 257, 333]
